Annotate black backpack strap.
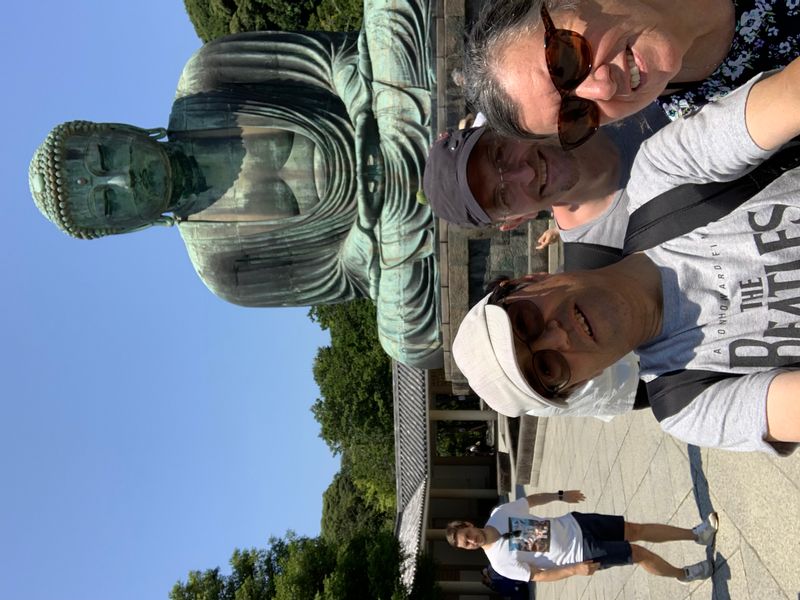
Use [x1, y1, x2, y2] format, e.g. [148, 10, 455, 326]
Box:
[624, 141, 800, 255]
[644, 369, 740, 422]
[632, 380, 650, 410]
[563, 242, 623, 271]
[646, 361, 800, 422]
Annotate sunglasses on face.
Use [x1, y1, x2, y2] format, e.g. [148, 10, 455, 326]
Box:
[489, 282, 571, 399]
[540, 4, 599, 150]
[486, 138, 512, 220]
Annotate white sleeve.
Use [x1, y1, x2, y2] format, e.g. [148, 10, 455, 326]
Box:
[659, 370, 788, 455]
[493, 559, 531, 582]
[486, 544, 532, 582]
[627, 72, 776, 213]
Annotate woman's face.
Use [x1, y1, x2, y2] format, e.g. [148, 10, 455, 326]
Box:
[495, 2, 687, 135]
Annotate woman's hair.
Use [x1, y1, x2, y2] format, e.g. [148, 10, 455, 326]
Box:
[464, 0, 576, 140]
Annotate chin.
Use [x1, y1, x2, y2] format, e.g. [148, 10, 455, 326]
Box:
[598, 97, 656, 125]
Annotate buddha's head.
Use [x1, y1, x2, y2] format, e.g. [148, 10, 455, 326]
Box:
[29, 120, 174, 239]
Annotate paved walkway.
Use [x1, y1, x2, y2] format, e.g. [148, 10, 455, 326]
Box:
[522, 410, 800, 600]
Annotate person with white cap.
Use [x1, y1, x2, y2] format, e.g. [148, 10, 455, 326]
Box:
[423, 106, 666, 419]
[453, 61, 800, 455]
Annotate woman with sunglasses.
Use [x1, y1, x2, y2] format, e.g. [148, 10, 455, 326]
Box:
[465, 0, 800, 150]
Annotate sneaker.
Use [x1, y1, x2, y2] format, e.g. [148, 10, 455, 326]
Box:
[693, 511, 719, 545]
[679, 559, 714, 583]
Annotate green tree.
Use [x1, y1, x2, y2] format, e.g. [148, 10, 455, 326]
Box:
[183, 0, 364, 42]
[273, 535, 336, 600]
[171, 532, 439, 599]
[309, 300, 393, 453]
[319, 531, 405, 600]
[321, 468, 392, 543]
[183, 0, 317, 42]
[433, 394, 487, 457]
[307, 0, 363, 31]
[343, 435, 397, 515]
[310, 300, 396, 516]
[169, 539, 287, 600]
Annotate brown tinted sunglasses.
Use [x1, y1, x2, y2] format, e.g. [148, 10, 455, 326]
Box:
[489, 282, 571, 399]
[540, 4, 599, 150]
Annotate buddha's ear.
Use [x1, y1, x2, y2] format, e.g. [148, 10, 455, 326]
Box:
[153, 215, 177, 227]
[104, 123, 167, 140]
[146, 127, 167, 140]
[121, 215, 176, 236]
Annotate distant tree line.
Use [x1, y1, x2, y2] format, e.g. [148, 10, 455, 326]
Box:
[170, 530, 438, 600]
[183, 0, 363, 41]
[310, 300, 397, 521]
[170, 301, 439, 597]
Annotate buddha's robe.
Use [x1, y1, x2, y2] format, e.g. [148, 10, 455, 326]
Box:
[170, 21, 440, 367]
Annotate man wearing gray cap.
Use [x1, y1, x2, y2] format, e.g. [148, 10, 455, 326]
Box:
[453, 64, 800, 455]
[422, 105, 666, 246]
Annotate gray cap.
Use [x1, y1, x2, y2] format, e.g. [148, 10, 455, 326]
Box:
[423, 126, 491, 226]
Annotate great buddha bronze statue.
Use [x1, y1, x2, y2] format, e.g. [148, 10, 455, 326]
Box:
[29, 1, 441, 368]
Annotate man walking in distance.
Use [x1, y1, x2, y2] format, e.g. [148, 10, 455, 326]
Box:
[446, 491, 717, 583]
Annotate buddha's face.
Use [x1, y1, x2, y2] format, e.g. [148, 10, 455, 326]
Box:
[62, 128, 172, 230]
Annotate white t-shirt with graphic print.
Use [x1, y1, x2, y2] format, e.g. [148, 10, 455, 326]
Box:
[483, 498, 583, 581]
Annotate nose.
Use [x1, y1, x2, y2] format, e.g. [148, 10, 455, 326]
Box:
[104, 173, 132, 189]
[573, 64, 618, 101]
[502, 158, 541, 192]
[534, 319, 571, 352]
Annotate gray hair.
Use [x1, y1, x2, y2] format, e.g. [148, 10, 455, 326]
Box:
[464, 0, 576, 140]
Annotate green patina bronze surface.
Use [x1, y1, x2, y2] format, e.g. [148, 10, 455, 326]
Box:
[29, 0, 440, 368]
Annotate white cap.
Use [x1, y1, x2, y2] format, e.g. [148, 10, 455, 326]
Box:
[453, 292, 641, 418]
[452, 292, 567, 416]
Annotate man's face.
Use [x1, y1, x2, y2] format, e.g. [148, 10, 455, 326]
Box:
[454, 525, 486, 550]
[466, 130, 590, 227]
[501, 272, 643, 392]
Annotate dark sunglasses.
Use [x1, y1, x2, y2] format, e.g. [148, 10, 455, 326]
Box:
[540, 4, 599, 150]
[488, 282, 571, 399]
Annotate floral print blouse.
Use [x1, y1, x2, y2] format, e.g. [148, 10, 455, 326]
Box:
[660, 0, 800, 120]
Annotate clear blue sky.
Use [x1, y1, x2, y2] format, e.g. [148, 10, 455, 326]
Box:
[0, 3, 340, 600]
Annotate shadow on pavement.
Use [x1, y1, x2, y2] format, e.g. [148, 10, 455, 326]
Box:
[688, 445, 731, 600]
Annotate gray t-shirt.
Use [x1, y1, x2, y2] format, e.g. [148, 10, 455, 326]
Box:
[626, 72, 798, 455]
[559, 103, 668, 248]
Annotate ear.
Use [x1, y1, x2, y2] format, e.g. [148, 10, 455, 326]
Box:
[514, 272, 550, 285]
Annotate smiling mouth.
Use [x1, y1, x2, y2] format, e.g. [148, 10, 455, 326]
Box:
[626, 47, 641, 90]
[575, 305, 593, 338]
[537, 151, 548, 198]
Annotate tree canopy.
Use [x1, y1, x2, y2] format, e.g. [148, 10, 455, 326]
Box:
[170, 531, 413, 600]
[170, 540, 287, 600]
[310, 300, 396, 516]
[184, 0, 363, 42]
[310, 300, 393, 453]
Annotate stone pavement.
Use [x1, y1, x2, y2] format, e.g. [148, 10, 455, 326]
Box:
[521, 409, 800, 600]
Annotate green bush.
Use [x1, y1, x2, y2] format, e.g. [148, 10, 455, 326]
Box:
[184, 0, 364, 41]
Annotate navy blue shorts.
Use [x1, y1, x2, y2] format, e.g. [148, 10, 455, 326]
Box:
[571, 512, 632, 568]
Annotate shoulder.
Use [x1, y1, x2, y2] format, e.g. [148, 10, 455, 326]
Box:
[655, 370, 781, 453]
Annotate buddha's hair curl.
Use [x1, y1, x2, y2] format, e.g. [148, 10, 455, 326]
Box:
[28, 120, 162, 239]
